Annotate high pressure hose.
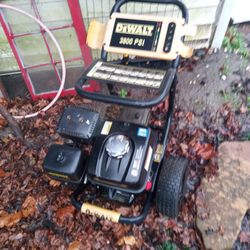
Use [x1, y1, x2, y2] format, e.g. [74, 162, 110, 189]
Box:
[0, 4, 66, 119]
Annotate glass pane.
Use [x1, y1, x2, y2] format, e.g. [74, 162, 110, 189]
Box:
[36, 0, 72, 28]
[45, 27, 81, 61]
[28, 65, 60, 95]
[1, 2, 40, 34]
[0, 26, 19, 72]
[0, 57, 19, 73]
[57, 60, 85, 90]
[14, 34, 51, 66]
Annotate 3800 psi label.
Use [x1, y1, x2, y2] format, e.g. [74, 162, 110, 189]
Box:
[110, 18, 162, 51]
[119, 37, 146, 47]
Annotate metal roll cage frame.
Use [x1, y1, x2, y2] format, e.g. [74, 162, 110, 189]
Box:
[73, 0, 188, 224]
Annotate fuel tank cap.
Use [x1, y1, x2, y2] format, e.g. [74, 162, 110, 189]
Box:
[105, 135, 130, 158]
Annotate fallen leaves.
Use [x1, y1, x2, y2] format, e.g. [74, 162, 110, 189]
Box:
[56, 205, 75, 221]
[0, 168, 6, 178]
[116, 206, 131, 216]
[0, 115, 7, 128]
[218, 104, 240, 139]
[117, 235, 136, 246]
[180, 143, 188, 155]
[0, 97, 8, 107]
[0, 196, 36, 228]
[22, 196, 36, 218]
[185, 111, 194, 123]
[124, 235, 136, 246]
[9, 232, 25, 241]
[196, 143, 217, 161]
[0, 211, 23, 228]
[68, 240, 82, 250]
[49, 179, 61, 187]
[0, 93, 244, 249]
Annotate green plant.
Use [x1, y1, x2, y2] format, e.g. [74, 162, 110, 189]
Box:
[219, 60, 230, 76]
[239, 57, 249, 73]
[118, 88, 128, 98]
[222, 91, 230, 102]
[242, 132, 250, 141]
[221, 90, 241, 109]
[158, 241, 177, 250]
[222, 26, 249, 58]
[247, 95, 250, 111]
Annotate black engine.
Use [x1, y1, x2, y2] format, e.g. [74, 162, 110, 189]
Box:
[87, 120, 156, 193]
[43, 107, 156, 202]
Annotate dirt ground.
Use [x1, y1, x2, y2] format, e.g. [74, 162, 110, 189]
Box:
[177, 33, 250, 137]
[176, 23, 250, 249]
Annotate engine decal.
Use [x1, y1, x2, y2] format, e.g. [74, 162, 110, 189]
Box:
[81, 203, 121, 223]
[131, 146, 143, 177]
[144, 146, 153, 171]
[137, 127, 148, 137]
[101, 121, 112, 135]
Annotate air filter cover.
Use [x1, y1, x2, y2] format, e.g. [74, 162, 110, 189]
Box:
[57, 107, 101, 141]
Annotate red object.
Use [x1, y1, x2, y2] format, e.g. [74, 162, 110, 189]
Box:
[0, 13, 37, 100]
[145, 181, 152, 191]
[0, 0, 95, 99]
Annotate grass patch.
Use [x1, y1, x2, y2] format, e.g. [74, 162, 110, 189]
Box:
[222, 26, 249, 58]
[220, 90, 241, 110]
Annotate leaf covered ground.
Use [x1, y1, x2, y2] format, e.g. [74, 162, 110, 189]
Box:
[0, 91, 242, 249]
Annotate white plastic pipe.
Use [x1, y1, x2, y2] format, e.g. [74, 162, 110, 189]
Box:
[0, 4, 66, 119]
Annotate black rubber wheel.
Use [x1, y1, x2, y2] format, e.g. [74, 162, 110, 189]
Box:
[156, 157, 190, 218]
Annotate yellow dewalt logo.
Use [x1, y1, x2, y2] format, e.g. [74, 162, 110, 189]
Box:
[115, 22, 154, 36]
[81, 203, 121, 223]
